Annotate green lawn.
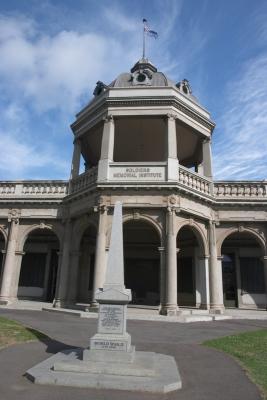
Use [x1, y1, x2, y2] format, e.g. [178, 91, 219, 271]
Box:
[204, 329, 267, 399]
[0, 316, 47, 349]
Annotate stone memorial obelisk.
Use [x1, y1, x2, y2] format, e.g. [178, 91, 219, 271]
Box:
[84, 201, 135, 362]
[26, 202, 182, 393]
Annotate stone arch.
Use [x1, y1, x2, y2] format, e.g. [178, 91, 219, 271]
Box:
[72, 217, 98, 252]
[217, 227, 266, 257]
[18, 223, 63, 252]
[176, 221, 208, 257]
[18, 225, 61, 302]
[122, 213, 162, 243]
[122, 215, 161, 306]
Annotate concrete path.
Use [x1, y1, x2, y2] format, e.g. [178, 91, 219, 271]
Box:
[0, 309, 266, 400]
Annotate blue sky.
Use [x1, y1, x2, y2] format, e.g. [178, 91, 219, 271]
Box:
[0, 0, 267, 180]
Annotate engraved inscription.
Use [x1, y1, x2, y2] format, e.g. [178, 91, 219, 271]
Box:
[110, 166, 165, 181]
[99, 305, 124, 334]
[92, 340, 126, 351]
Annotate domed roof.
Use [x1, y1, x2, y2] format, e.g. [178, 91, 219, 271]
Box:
[109, 58, 175, 88]
[92, 58, 200, 105]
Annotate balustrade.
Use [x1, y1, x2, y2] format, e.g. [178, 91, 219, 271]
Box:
[178, 165, 211, 195]
[214, 182, 267, 198]
[0, 181, 68, 197]
[70, 166, 98, 194]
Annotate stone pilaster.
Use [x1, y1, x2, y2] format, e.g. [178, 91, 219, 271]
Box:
[166, 114, 179, 182]
[198, 256, 210, 310]
[98, 115, 115, 181]
[158, 246, 166, 314]
[91, 206, 108, 307]
[53, 219, 72, 308]
[202, 139, 213, 179]
[66, 250, 81, 304]
[162, 207, 178, 315]
[0, 210, 20, 304]
[70, 139, 81, 180]
[209, 221, 224, 313]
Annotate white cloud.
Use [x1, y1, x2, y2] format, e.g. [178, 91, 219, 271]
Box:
[0, 14, 137, 113]
[213, 53, 267, 180]
[0, 134, 68, 179]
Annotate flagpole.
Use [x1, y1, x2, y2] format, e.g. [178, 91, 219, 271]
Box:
[142, 23, 145, 59]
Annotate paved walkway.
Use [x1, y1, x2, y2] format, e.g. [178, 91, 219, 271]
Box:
[0, 309, 266, 400]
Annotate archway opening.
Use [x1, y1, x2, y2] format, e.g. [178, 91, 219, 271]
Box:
[77, 225, 97, 304]
[176, 226, 204, 307]
[221, 231, 265, 308]
[123, 220, 160, 306]
[0, 231, 5, 285]
[18, 229, 59, 302]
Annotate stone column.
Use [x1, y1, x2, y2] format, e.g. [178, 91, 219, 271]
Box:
[158, 246, 166, 314]
[164, 207, 178, 315]
[202, 139, 213, 179]
[53, 220, 72, 308]
[70, 139, 81, 180]
[0, 214, 20, 304]
[198, 256, 210, 310]
[263, 256, 267, 310]
[209, 221, 224, 313]
[66, 250, 81, 304]
[98, 115, 115, 182]
[91, 206, 108, 307]
[12, 251, 25, 299]
[166, 114, 179, 181]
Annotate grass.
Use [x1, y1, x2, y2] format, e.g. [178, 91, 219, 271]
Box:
[204, 329, 267, 399]
[0, 316, 48, 349]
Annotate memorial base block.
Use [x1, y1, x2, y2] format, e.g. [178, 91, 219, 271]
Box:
[26, 348, 182, 393]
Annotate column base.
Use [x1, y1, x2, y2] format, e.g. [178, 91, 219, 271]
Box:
[159, 304, 179, 316]
[89, 301, 99, 313]
[0, 296, 17, 305]
[199, 304, 210, 310]
[209, 304, 225, 315]
[52, 299, 69, 309]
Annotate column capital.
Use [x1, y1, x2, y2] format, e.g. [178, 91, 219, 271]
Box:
[208, 219, 216, 226]
[103, 114, 114, 123]
[262, 256, 267, 261]
[94, 204, 109, 213]
[167, 206, 176, 214]
[166, 113, 177, 121]
[8, 209, 20, 224]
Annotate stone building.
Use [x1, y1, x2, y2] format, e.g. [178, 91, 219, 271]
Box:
[0, 58, 266, 314]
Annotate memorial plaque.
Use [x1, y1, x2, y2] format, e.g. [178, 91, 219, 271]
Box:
[98, 304, 124, 334]
[110, 166, 165, 181]
[92, 340, 127, 351]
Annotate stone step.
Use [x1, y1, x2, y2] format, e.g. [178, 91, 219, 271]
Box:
[181, 315, 213, 323]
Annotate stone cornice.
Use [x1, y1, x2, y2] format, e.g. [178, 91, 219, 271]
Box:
[71, 95, 215, 136]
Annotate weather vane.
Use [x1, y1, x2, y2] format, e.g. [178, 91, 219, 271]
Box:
[142, 19, 158, 59]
